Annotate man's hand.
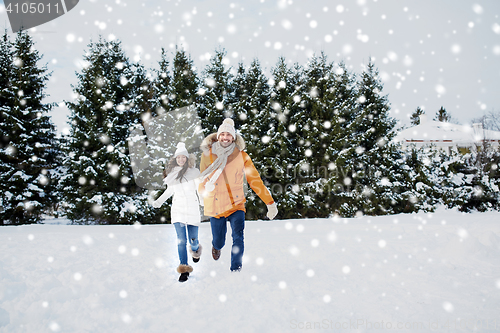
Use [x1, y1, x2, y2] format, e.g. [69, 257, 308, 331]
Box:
[266, 202, 278, 220]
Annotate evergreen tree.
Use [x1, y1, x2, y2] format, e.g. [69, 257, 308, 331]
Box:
[169, 46, 199, 110]
[0, 30, 58, 225]
[442, 149, 500, 212]
[299, 53, 336, 217]
[335, 60, 399, 216]
[151, 48, 172, 115]
[231, 59, 275, 219]
[61, 37, 155, 224]
[267, 58, 309, 219]
[300, 54, 360, 217]
[319, 62, 360, 215]
[434, 106, 451, 122]
[198, 48, 233, 135]
[231, 62, 248, 130]
[410, 107, 425, 126]
[233, 59, 272, 157]
[0, 31, 14, 150]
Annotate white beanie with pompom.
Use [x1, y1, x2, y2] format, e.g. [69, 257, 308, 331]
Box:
[217, 118, 236, 139]
[174, 142, 189, 158]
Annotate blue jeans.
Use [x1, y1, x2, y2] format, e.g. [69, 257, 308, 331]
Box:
[210, 210, 245, 271]
[173, 223, 199, 265]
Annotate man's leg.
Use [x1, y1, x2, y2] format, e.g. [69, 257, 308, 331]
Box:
[210, 216, 227, 259]
[228, 210, 245, 271]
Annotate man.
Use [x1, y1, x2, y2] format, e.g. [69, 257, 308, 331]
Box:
[199, 118, 278, 272]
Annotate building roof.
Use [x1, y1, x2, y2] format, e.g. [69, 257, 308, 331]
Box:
[395, 115, 500, 145]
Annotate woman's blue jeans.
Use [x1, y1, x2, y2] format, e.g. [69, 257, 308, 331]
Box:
[173, 222, 199, 265]
[210, 210, 245, 271]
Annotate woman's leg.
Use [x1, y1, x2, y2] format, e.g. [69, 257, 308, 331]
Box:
[173, 222, 188, 265]
[186, 225, 199, 252]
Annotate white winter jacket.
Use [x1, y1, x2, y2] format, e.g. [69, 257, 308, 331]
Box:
[154, 166, 202, 226]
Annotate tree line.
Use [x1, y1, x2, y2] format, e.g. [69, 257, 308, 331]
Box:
[1, 31, 499, 225]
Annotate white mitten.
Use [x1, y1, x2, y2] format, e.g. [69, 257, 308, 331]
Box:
[205, 182, 215, 193]
[266, 202, 278, 220]
[152, 200, 162, 208]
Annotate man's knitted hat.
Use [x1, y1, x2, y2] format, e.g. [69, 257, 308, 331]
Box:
[217, 118, 236, 139]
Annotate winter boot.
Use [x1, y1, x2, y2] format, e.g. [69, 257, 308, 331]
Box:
[177, 264, 193, 283]
[212, 246, 221, 261]
[179, 272, 189, 282]
[189, 244, 203, 263]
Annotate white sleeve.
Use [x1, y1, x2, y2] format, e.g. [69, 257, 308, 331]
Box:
[155, 186, 174, 206]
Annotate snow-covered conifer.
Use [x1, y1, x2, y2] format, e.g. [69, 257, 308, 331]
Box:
[198, 48, 233, 135]
[0, 30, 58, 224]
[61, 37, 155, 224]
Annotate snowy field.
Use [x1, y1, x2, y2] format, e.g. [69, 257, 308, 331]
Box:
[1, 208, 500, 333]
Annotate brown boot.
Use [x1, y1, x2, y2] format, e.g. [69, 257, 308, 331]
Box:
[177, 264, 193, 283]
[189, 244, 203, 263]
[212, 246, 221, 260]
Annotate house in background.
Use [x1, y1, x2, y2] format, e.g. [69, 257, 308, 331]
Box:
[395, 115, 500, 154]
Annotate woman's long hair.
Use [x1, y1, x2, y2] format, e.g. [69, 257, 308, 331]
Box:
[163, 156, 189, 181]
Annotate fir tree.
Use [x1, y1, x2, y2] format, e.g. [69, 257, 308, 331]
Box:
[300, 54, 360, 217]
[152, 48, 172, 115]
[61, 37, 155, 224]
[198, 48, 233, 135]
[231, 59, 275, 219]
[336, 60, 399, 216]
[319, 61, 359, 215]
[434, 106, 451, 122]
[233, 59, 272, 155]
[0, 31, 14, 150]
[410, 107, 425, 126]
[299, 53, 336, 217]
[169, 46, 199, 110]
[267, 57, 309, 219]
[0, 30, 58, 225]
[231, 62, 248, 130]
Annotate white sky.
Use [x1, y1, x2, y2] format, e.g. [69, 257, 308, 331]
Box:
[1, 0, 499, 133]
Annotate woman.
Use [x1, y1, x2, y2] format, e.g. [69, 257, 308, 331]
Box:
[153, 142, 202, 282]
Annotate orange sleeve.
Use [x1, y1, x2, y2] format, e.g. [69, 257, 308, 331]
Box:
[200, 151, 211, 173]
[242, 152, 274, 205]
[198, 152, 211, 192]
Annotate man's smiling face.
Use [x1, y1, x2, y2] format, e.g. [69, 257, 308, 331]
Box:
[218, 132, 234, 148]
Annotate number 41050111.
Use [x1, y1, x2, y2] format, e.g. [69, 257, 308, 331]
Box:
[5, 2, 62, 14]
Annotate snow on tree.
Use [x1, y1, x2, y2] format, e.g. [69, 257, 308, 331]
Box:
[60, 37, 155, 224]
[442, 148, 500, 212]
[231, 59, 275, 219]
[169, 46, 200, 110]
[300, 54, 360, 217]
[267, 57, 309, 219]
[434, 106, 451, 122]
[333, 59, 402, 217]
[0, 30, 58, 225]
[410, 107, 425, 126]
[198, 48, 232, 135]
[151, 47, 173, 116]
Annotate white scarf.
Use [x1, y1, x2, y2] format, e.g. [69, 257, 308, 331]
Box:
[163, 166, 192, 186]
[199, 142, 236, 192]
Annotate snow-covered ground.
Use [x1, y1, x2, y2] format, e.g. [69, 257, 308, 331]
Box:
[1, 207, 500, 332]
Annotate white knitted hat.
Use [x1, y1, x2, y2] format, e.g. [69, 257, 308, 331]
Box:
[217, 118, 236, 139]
[174, 142, 189, 158]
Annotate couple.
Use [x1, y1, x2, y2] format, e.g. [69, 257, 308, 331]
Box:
[153, 118, 278, 282]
